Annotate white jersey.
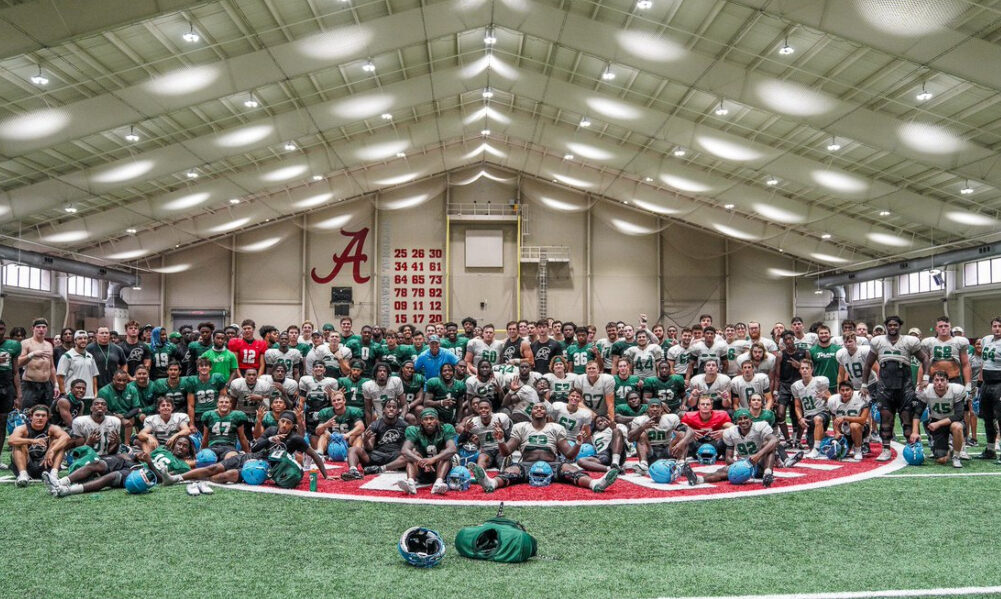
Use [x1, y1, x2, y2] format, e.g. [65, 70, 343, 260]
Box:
[729, 373, 771, 409]
[736, 351, 775, 376]
[362, 377, 405, 418]
[921, 336, 969, 367]
[622, 344, 664, 379]
[466, 338, 505, 366]
[666, 342, 693, 376]
[791, 376, 830, 417]
[689, 373, 732, 405]
[826, 392, 868, 419]
[491, 364, 519, 389]
[465, 375, 503, 409]
[590, 427, 614, 454]
[981, 335, 1001, 373]
[142, 412, 190, 444]
[257, 375, 300, 405]
[688, 339, 729, 371]
[549, 402, 594, 435]
[71, 415, 122, 456]
[465, 412, 511, 451]
[918, 383, 967, 420]
[725, 339, 750, 375]
[298, 375, 339, 402]
[723, 421, 773, 457]
[630, 413, 681, 446]
[542, 372, 578, 402]
[573, 373, 615, 416]
[869, 335, 922, 366]
[793, 332, 819, 352]
[748, 337, 779, 353]
[304, 344, 352, 374]
[510, 421, 567, 456]
[264, 347, 303, 374]
[595, 337, 616, 371]
[227, 377, 275, 412]
[507, 384, 542, 416]
[835, 346, 871, 389]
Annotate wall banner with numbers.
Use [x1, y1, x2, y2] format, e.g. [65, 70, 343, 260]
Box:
[390, 247, 444, 326]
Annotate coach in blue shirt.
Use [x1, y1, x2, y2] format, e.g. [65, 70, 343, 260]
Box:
[413, 335, 458, 380]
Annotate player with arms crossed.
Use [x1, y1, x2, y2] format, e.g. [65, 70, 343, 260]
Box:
[827, 381, 871, 461]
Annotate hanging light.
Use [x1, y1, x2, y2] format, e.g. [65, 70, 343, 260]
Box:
[482, 88, 494, 98]
[481, 128, 490, 135]
[879, 210, 891, 216]
[186, 169, 199, 179]
[312, 174, 323, 181]
[916, 83, 933, 102]
[723, 203, 735, 210]
[283, 141, 297, 151]
[778, 39, 794, 55]
[362, 59, 376, 73]
[672, 147, 687, 157]
[765, 175, 779, 186]
[601, 64, 615, 81]
[636, 0, 653, 9]
[243, 93, 259, 108]
[714, 100, 729, 116]
[826, 137, 842, 152]
[380, 113, 393, 120]
[579, 115, 591, 127]
[483, 26, 497, 45]
[64, 205, 78, 213]
[563, 153, 574, 160]
[30, 67, 49, 86]
[182, 24, 200, 43]
[124, 126, 140, 143]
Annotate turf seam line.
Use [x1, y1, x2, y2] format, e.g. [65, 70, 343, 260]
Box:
[649, 584, 1001, 599]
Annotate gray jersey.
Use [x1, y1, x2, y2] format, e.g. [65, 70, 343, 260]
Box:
[257, 375, 300, 406]
[869, 335, 922, 366]
[362, 377, 405, 418]
[71, 415, 122, 456]
[465, 412, 511, 451]
[491, 364, 519, 388]
[725, 340, 750, 375]
[666, 343, 693, 376]
[141, 412, 190, 445]
[467, 338, 505, 366]
[542, 372, 578, 402]
[689, 339, 729, 370]
[918, 383, 967, 420]
[748, 337, 779, 353]
[723, 421, 773, 457]
[264, 347, 303, 374]
[507, 384, 542, 416]
[630, 413, 681, 446]
[622, 344, 664, 379]
[304, 344, 352, 373]
[981, 335, 1001, 373]
[573, 373, 615, 416]
[921, 336, 969, 367]
[826, 392, 868, 419]
[791, 376, 830, 417]
[736, 351, 775, 375]
[227, 377, 275, 412]
[510, 421, 567, 455]
[729, 373, 771, 409]
[835, 346, 871, 389]
[793, 332, 819, 352]
[549, 402, 594, 435]
[591, 427, 614, 454]
[466, 375, 503, 408]
[689, 373, 732, 405]
[595, 337, 616, 371]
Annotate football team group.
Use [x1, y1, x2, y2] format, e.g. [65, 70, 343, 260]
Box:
[2, 310, 998, 496]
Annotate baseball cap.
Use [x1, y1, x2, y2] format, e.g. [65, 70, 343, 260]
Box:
[168, 332, 182, 340]
[322, 323, 335, 331]
[907, 327, 922, 336]
[428, 334, 441, 343]
[74, 330, 88, 339]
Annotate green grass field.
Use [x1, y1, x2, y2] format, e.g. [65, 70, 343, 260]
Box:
[4, 448, 1001, 599]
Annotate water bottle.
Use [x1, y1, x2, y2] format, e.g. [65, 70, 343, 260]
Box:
[309, 468, 318, 492]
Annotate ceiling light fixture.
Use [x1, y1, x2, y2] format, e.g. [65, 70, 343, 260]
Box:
[778, 39, 794, 55]
[124, 126, 140, 143]
[481, 128, 490, 135]
[362, 59, 376, 73]
[916, 83, 933, 102]
[821, 233, 832, 239]
[243, 93, 259, 108]
[283, 141, 297, 151]
[228, 198, 241, 204]
[579, 116, 591, 127]
[879, 210, 891, 216]
[724, 203, 735, 210]
[380, 112, 393, 120]
[186, 169, 199, 179]
[30, 67, 48, 86]
[672, 147, 687, 157]
[482, 88, 494, 98]
[636, 0, 653, 9]
[765, 175, 779, 186]
[714, 100, 729, 116]
[64, 206, 77, 213]
[182, 25, 200, 43]
[395, 152, 406, 158]
[960, 180, 974, 195]
[484, 26, 497, 45]
[826, 138, 842, 152]
[601, 64, 615, 81]
[126, 228, 137, 234]
[563, 153, 574, 160]
[813, 289, 824, 295]
[644, 176, 654, 182]
[312, 174, 323, 181]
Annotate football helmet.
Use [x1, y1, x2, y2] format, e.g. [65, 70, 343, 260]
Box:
[528, 461, 554, 487]
[195, 449, 217, 468]
[836, 437, 850, 459]
[5, 411, 25, 435]
[819, 437, 838, 460]
[696, 443, 717, 465]
[240, 459, 269, 485]
[124, 467, 157, 494]
[327, 441, 348, 462]
[398, 527, 446, 568]
[446, 465, 471, 491]
[903, 442, 924, 465]
[648, 459, 677, 484]
[727, 459, 754, 485]
[575, 443, 597, 460]
[455, 442, 480, 467]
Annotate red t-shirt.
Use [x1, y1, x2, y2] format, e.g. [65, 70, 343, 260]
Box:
[681, 410, 731, 432]
[228, 337, 267, 371]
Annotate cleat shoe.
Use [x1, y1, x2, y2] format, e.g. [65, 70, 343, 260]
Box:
[431, 480, 448, 495]
[784, 450, 805, 468]
[959, 450, 971, 460]
[979, 448, 997, 460]
[41, 471, 58, 494]
[804, 449, 820, 460]
[186, 483, 201, 496]
[850, 449, 863, 462]
[341, 468, 363, 481]
[762, 471, 774, 488]
[952, 455, 963, 469]
[15, 471, 30, 488]
[876, 448, 893, 462]
[146, 460, 174, 486]
[196, 481, 214, 495]
[471, 465, 495, 493]
[54, 485, 73, 498]
[396, 479, 417, 495]
[362, 465, 384, 475]
[636, 460, 649, 474]
[680, 463, 698, 486]
[592, 468, 619, 493]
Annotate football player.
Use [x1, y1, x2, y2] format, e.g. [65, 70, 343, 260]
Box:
[397, 408, 458, 495]
[8, 405, 69, 487]
[622, 331, 663, 380]
[466, 359, 505, 412]
[666, 327, 693, 380]
[549, 389, 594, 438]
[687, 326, 729, 377]
[575, 413, 625, 473]
[680, 394, 733, 457]
[471, 402, 618, 493]
[911, 371, 968, 468]
[315, 390, 365, 455]
[457, 397, 512, 470]
[979, 318, 1001, 460]
[736, 342, 776, 376]
[688, 360, 731, 410]
[200, 395, 250, 462]
[628, 398, 690, 473]
[792, 360, 832, 459]
[730, 360, 772, 410]
[615, 390, 648, 426]
[70, 397, 122, 456]
[642, 360, 686, 414]
[836, 333, 875, 390]
[42, 449, 141, 497]
[574, 360, 616, 423]
[341, 398, 409, 480]
[298, 361, 339, 443]
[137, 397, 192, 453]
[920, 317, 971, 387]
[827, 381, 870, 461]
[542, 357, 577, 403]
[362, 362, 405, 424]
[682, 409, 778, 487]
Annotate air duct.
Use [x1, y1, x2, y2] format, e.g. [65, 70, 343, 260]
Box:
[818, 244, 1000, 288]
[0, 245, 140, 287]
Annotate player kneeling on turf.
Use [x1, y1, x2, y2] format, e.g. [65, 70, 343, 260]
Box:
[341, 398, 409, 480]
[471, 402, 618, 493]
[397, 408, 457, 495]
[681, 409, 779, 487]
[628, 398, 691, 473]
[828, 381, 870, 462]
[911, 371, 969, 468]
[151, 410, 328, 495]
[575, 413, 625, 473]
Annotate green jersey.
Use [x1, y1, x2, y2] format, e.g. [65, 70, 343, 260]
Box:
[809, 344, 842, 391]
[149, 446, 190, 474]
[150, 378, 187, 412]
[200, 347, 238, 380]
[751, 409, 776, 426]
[316, 406, 365, 433]
[613, 375, 641, 405]
[615, 403, 648, 418]
[404, 423, 457, 457]
[399, 373, 425, 406]
[642, 375, 687, 411]
[98, 384, 139, 416]
[425, 377, 466, 424]
[183, 341, 211, 374]
[149, 342, 180, 379]
[610, 340, 636, 361]
[296, 342, 313, 357]
[382, 345, 416, 373]
[127, 381, 158, 415]
[336, 376, 370, 410]
[440, 336, 468, 361]
[0, 339, 22, 379]
[565, 343, 595, 375]
[202, 410, 248, 446]
[183, 373, 229, 416]
[344, 340, 384, 376]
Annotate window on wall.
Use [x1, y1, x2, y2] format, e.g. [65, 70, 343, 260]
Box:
[67, 275, 100, 298]
[850, 279, 883, 301]
[2, 263, 52, 292]
[897, 270, 945, 295]
[964, 258, 1001, 287]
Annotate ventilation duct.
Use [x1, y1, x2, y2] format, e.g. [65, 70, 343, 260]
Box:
[0, 245, 140, 287]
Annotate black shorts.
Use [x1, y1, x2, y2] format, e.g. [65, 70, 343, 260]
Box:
[12, 456, 46, 478]
[0, 382, 15, 413]
[776, 383, 794, 406]
[874, 385, 916, 415]
[839, 421, 871, 439]
[648, 444, 673, 462]
[591, 450, 612, 466]
[478, 447, 504, 468]
[924, 423, 952, 458]
[21, 381, 53, 411]
[416, 468, 438, 485]
[368, 448, 399, 466]
[101, 454, 137, 473]
[221, 453, 254, 471]
[805, 413, 831, 440]
[208, 445, 238, 460]
[505, 460, 577, 484]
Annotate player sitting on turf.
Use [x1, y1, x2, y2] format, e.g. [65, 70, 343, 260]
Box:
[681, 409, 779, 487]
[8, 405, 70, 487]
[471, 402, 618, 493]
[792, 360, 832, 459]
[397, 408, 458, 495]
[680, 394, 733, 458]
[457, 397, 512, 470]
[615, 390, 648, 427]
[314, 390, 365, 456]
[828, 381, 871, 462]
[629, 398, 691, 473]
[70, 397, 122, 457]
[340, 398, 409, 480]
[52, 378, 90, 428]
[136, 397, 192, 453]
[201, 395, 250, 463]
[153, 410, 328, 495]
[42, 448, 141, 497]
[575, 413, 625, 473]
[748, 393, 803, 468]
[549, 388, 594, 439]
[911, 371, 969, 468]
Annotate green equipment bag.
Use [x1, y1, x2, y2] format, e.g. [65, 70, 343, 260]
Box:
[67, 446, 99, 474]
[455, 516, 537, 563]
[266, 448, 304, 489]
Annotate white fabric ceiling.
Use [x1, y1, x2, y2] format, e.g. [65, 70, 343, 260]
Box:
[1, 0, 1000, 274]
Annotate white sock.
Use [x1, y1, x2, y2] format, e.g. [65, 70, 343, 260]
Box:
[58, 476, 70, 486]
[170, 474, 184, 483]
[763, 468, 773, 476]
[67, 484, 84, 495]
[435, 478, 444, 485]
[589, 478, 600, 490]
[611, 455, 621, 466]
[696, 475, 705, 484]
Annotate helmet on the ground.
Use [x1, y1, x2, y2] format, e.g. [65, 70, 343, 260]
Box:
[576, 443, 597, 460]
[398, 527, 446, 568]
[819, 437, 838, 460]
[696, 443, 717, 465]
[903, 442, 925, 465]
[836, 437, 850, 459]
[195, 449, 217, 468]
[124, 467, 157, 494]
[327, 441, 348, 461]
[446, 465, 471, 491]
[240, 459, 269, 485]
[528, 461, 554, 487]
[455, 442, 479, 467]
[727, 459, 755, 485]
[6, 411, 25, 435]
[648, 459, 678, 484]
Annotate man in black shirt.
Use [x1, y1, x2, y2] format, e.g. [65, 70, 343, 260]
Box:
[86, 326, 127, 388]
[341, 398, 408, 480]
[531, 319, 563, 376]
[772, 330, 806, 447]
[119, 320, 151, 378]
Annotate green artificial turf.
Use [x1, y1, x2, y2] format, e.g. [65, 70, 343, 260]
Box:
[3, 473, 1001, 599]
